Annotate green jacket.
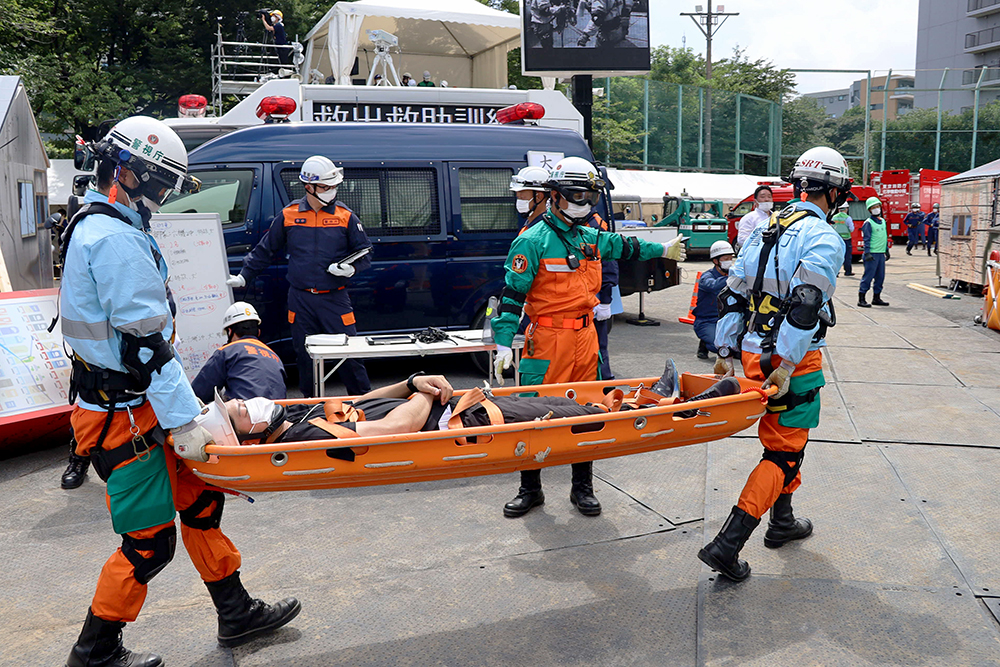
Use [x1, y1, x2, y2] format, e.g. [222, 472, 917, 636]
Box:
[491, 211, 664, 348]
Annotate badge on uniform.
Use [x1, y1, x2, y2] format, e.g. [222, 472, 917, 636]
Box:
[512, 254, 528, 273]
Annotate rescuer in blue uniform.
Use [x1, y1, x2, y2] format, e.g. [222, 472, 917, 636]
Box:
[904, 203, 924, 255]
[228, 156, 373, 397]
[191, 302, 287, 404]
[693, 240, 734, 358]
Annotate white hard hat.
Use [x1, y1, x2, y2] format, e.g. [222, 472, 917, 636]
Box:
[423, 71, 431, 80]
[195, 389, 239, 448]
[105, 116, 198, 206]
[510, 166, 550, 193]
[299, 155, 344, 187]
[788, 146, 851, 192]
[710, 240, 735, 259]
[223, 301, 261, 329]
[440, 80, 449, 88]
[547, 156, 604, 191]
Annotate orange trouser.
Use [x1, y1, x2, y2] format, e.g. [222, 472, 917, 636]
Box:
[521, 318, 599, 385]
[72, 403, 241, 622]
[735, 350, 823, 519]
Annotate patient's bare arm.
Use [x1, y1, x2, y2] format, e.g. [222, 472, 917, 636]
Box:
[355, 392, 435, 437]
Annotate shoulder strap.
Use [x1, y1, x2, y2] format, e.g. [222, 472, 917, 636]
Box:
[751, 208, 817, 297]
[60, 202, 135, 267]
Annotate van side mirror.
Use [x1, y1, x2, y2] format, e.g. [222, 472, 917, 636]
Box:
[74, 145, 96, 171]
[73, 174, 95, 196]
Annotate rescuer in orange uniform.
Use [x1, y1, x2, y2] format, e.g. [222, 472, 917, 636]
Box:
[491, 156, 685, 518]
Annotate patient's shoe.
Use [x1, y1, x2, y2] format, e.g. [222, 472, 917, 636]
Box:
[650, 358, 680, 400]
[676, 377, 741, 418]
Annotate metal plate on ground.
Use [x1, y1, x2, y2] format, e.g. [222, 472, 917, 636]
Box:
[882, 444, 1000, 595]
[234, 530, 703, 667]
[969, 386, 1000, 419]
[927, 350, 1000, 389]
[805, 382, 861, 444]
[860, 308, 960, 328]
[704, 440, 963, 587]
[699, 576, 1000, 667]
[894, 326, 1000, 353]
[594, 444, 707, 525]
[825, 323, 914, 349]
[827, 301, 876, 325]
[824, 347, 960, 386]
[839, 383, 1000, 446]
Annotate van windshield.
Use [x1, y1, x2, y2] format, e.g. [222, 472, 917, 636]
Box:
[160, 169, 254, 226]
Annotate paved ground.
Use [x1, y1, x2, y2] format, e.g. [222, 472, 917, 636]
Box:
[6, 250, 1000, 666]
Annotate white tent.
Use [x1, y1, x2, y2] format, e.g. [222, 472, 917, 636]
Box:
[606, 169, 768, 208]
[304, 0, 520, 89]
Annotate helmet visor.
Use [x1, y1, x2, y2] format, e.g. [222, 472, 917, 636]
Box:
[556, 186, 601, 206]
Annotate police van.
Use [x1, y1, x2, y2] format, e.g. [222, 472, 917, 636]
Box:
[158, 118, 677, 363]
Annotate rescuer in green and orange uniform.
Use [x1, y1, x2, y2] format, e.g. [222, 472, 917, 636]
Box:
[490, 156, 686, 518]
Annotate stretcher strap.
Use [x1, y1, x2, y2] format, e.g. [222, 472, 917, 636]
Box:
[448, 388, 504, 445]
[308, 418, 360, 439]
[634, 387, 670, 406]
[601, 389, 624, 412]
[323, 400, 364, 423]
[740, 387, 769, 404]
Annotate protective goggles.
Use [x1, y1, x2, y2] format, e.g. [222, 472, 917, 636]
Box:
[554, 184, 601, 206]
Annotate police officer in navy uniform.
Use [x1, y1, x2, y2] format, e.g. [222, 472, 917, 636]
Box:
[227, 156, 373, 397]
[191, 302, 287, 404]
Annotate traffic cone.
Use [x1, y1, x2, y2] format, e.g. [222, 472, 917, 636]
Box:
[678, 272, 702, 324]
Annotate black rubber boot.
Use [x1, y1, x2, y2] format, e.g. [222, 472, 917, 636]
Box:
[503, 469, 544, 518]
[696, 340, 709, 360]
[61, 439, 91, 490]
[204, 571, 301, 648]
[66, 608, 162, 667]
[872, 292, 889, 306]
[858, 292, 871, 308]
[698, 506, 761, 582]
[569, 462, 602, 516]
[651, 358, 680, 399]
[676, 377, 741, 419]
[763, 493, 813, 548]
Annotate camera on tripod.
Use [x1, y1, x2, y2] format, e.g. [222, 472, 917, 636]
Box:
[255, 7, 274, 22]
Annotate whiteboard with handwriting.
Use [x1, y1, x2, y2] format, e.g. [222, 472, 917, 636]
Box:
[149, 213, 233, 380]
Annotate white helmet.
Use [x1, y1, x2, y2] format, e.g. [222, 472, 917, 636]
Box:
[709, 240, 735, 260]
[223, 301, 261, 330]
[510, 166, 550, 193]
[103, 116, 199, 208]
[788, 146, 851, 193]
[299, 155, 344, 187]
[195, 389, 239, 448]
[547, 156, 605, 191]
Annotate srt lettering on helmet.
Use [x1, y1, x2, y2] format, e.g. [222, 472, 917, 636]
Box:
[512, 254, 528, 273]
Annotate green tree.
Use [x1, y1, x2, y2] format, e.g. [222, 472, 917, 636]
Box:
[780, 96, 830, 173]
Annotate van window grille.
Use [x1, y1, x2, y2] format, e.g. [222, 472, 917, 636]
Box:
[280, 167, 440, 237]
[459, 168, 518, 233]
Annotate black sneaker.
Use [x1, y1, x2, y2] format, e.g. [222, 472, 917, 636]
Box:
[650, 358, 680, 400]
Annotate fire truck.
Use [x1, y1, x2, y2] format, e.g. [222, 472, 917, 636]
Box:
[869, 169, 957, 238]
[726, 181, 881, 258]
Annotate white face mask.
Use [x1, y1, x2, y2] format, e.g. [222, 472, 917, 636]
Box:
[757, 200, 773, 213]
[515, 198, 531, 214]
[872, 207, 882, 217]
[564, 202, 593, 220]
[312, 187, 337, 206]
[719, 259, 733, 270]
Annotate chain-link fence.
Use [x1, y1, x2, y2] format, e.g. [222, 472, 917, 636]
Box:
[584, 77, 783, 176]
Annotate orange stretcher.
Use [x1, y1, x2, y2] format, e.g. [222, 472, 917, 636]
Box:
[184, 373, 774, 493]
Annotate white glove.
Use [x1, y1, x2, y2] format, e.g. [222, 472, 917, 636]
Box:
[593, 303, 612, 321]
[714, 356, 735, 377]
[171, 420, 215, 462]
[494, 344, 513, 386]
[226, 274, 246, 288]
[664, 235, 688, 261]
[327, 262, 356, 278]
[761, 361, 795, 399]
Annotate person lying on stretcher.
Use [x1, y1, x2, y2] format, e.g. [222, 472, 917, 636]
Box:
[197, 360, 741, 460]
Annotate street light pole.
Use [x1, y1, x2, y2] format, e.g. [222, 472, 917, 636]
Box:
[681, 4, 739, 171]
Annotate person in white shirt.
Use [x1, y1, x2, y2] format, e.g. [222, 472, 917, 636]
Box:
[736, 185, 774, 250]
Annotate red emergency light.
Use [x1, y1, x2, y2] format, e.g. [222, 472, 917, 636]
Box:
[256, 96, 297, 122]
[178, 94, 208, 118]
[496, 102, 545, 125]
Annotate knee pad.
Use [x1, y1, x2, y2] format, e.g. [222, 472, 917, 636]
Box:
[761, 446, 806, 488]
[178, 489, 225, 531]
[122, 525, 176, 585]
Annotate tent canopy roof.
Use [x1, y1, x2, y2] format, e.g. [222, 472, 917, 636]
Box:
[941, 158, 1000, 186]
[306, 0, 520, 58]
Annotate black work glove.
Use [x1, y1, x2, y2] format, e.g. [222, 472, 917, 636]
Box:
[863, 252, 873, 262]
